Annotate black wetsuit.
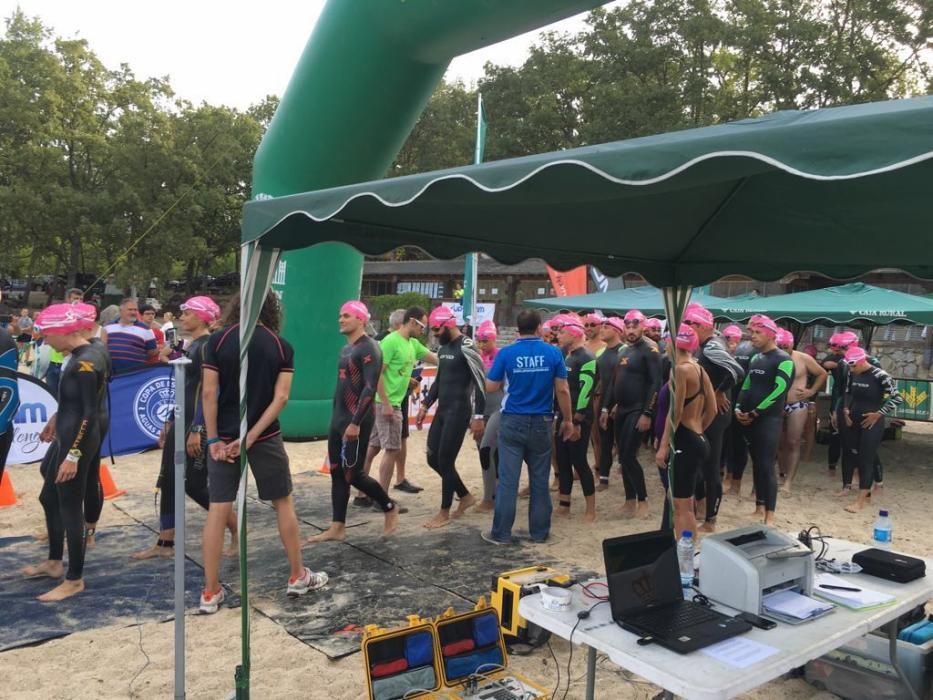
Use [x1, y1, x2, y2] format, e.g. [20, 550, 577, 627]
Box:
[595, 342, 623, 483]
[556, 346, 597, 500]
[157, 334, 210, 531]
[39, 341, 108, 580]
[82, 337, 111, 528]
[726, 341, 755, 478]
[424, 335, 486, 510]
[0, 327, 20, 486]
[843, 366, 901, 491]
[602, 337, 662, 502]
[823, 351, 847, 469]
[736, 348, 794, 513]
[671, 364, 711, 500]
[329, 335, 395, 522]
[694, 335, 744, 521]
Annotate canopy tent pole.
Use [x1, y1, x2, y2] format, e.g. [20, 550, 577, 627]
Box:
[661, 285, 693, 529]
[234, 242, 282, 700]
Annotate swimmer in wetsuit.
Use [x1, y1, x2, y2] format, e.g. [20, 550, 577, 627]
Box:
[0, 317, 20, 486]
[734, 315, 794, 526]
[309, 301, 400, 543]
[775, 329, 826, 493]
[841, 345, 901, 513]
[683, 304, 745, 533]
[600, 309, 662, 519]
[22, 303, 107, 601]
[554, 316, 597, 522]
[595, 316, 625, 491]
[655, 324, 717, 537]
[416, 306, 486, 529]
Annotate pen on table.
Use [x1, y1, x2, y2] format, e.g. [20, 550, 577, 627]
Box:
[819, 584, 862, 592]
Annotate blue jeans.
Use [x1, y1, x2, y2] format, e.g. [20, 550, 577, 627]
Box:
[491, 413, 554, 542]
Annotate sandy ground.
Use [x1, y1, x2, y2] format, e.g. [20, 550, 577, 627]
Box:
[2, 422, 932, 699]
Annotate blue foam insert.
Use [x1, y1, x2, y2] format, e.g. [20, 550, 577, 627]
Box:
[445, 645, 503, 681]
[473, 613, 500, 648]
[405, 631, 434, 668]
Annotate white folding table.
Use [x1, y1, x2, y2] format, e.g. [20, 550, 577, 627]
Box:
[520, 538, 933, 700]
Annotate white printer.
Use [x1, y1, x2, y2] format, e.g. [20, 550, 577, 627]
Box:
[698, 526, 815, 614]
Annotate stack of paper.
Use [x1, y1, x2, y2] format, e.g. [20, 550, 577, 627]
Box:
[814, 574, 896, 610]
[762, 590, 834, 622]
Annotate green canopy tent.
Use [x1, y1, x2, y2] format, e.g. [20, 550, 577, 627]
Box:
[526, 286, 735, 317]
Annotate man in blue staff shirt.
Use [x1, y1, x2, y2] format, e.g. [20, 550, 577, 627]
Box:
[484, 309, 572, 544]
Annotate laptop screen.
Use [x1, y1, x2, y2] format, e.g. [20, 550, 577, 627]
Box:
[603, 529, 683, 619]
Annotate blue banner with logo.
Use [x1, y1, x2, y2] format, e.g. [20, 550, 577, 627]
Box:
[101, 366, 176, 457]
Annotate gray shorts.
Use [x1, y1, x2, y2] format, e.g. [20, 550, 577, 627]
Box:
[369, 406, 403, 451]
[207, 433, 293, 503]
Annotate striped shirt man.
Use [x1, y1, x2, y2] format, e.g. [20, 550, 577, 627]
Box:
[105, 320, 157, 373]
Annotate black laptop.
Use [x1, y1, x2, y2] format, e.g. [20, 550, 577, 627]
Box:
[603, 529, 751, 653]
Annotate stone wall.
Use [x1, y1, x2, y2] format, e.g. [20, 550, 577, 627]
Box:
[870, 342, 933, 379]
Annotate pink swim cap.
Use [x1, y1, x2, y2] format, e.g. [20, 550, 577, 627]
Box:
[683, 303, 714, 328]
[838, 331, 859, 348]
[475, 320, 497, 341]
[748, 314, 778, 336]
[721, 325, 743, 340]
[339, 300, 370, 323]
[541, 320, 553, 333]
[602, 316, 625, 334]
[583, 312, 603, 325]
[844, 346, 867, 365]
[428, 305, 457, 329]
[643, 317, 663, 331]
[35, 303, 94, 335]
[552, 313, 584, 337]
[181, 296, 222, 324]
[624, 309, 646, 324]
[675, 323, 699, 352]
[776, 329, 794, 349]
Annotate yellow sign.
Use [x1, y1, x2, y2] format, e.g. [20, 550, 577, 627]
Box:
[902, 385, 928, 410]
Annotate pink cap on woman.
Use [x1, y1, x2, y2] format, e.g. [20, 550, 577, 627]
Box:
[844, 346, 868, 365]
[683, 303, 714, 328]
[675, 323, 699, 352]
[182, 296, 222, 324]
[428, 305, 457, 329]
[624, 309, 646, 324]
[339, 300, 369, 323]
[721, 325, 743, 340]
[748, 314, 778, 336]
[475, 320, 497, 341]
[776, 329, 794, 349]
[35, 303, 93, 335]
[602, 316, 626, 334]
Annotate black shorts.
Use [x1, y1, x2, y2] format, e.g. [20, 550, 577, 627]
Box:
[207, 433, 293, 503]
[671, 426, 709, 499]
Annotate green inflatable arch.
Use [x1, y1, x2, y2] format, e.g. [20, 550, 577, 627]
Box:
[254, 0, 605, 438]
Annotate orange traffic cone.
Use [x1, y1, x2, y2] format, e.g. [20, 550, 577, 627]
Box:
[319, 458, 331, 475]
[99, 463, 126, 499]
[0, 470, 18, 507]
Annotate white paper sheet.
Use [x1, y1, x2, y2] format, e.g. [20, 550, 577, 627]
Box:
[701, 636, 780, 669]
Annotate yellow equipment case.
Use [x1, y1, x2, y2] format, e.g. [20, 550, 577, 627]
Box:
[362, 599, 550, 700]
[490, 565, 573, 645]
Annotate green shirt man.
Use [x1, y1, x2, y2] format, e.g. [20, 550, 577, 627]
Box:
[377, 332, 430, 407]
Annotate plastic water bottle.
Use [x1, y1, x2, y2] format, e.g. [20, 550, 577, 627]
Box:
[677, 531, 695, 590]
[873, 509, 893, 550]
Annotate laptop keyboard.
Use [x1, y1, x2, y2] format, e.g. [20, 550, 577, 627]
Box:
[628, 601, 721, 635]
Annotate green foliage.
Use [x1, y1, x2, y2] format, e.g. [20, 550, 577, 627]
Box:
[366, 293, 431, 326]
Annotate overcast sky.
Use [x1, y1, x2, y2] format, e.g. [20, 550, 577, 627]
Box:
[1, 0, 622, 109]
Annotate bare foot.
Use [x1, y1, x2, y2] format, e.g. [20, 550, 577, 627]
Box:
[382, 508, 399, 539]
[518, 486, 530, 499]
[84, 530, 96, 549]
[223, 543, 239, 558]
[130, 544, 173, 560]
[636, 501, 650, 519]
[873, 483, 884, 495]
[38, 579, 84, 602]
[596, 482, 609, 492]
[698, 521, 716, 534]
[474, 500, 495, 513]
[33, 530, 48, 542]
[424, 512, 450, 529]
[555, 506, 570, 518]
[780, 484, 793, 495]
[452, 494, 476, 519]
[845, 499, 868, 514]
[726, 485, 741, 496]
[833, 488, 853, 497]
[21, 560, 64, 579]
[749, 507, 765, 520]
[305, 525, 347, 545]
[620, 501, 637, 519]
[764, 512, 776, 526]
[583, 509, 596, 524]
[550, 479, 559, 492]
